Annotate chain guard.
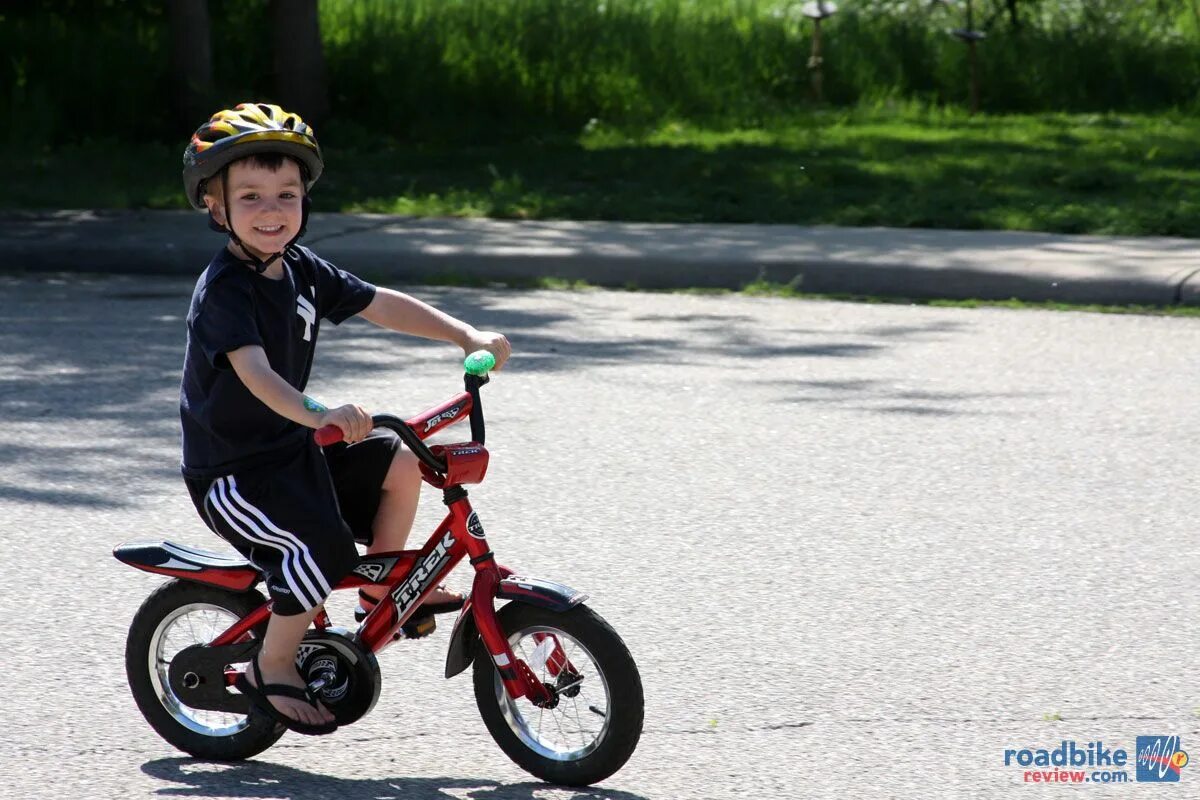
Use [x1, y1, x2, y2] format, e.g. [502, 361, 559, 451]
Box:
[296, 629, 381, 726]
[167, 639, 259, 714]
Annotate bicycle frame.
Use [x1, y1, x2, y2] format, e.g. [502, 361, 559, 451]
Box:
[113, 350, 644, 783]
[205, 388, 562, 706]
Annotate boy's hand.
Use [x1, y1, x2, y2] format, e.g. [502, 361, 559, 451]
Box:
[464, 330, 512, 371]
[318, 404, 372, 444]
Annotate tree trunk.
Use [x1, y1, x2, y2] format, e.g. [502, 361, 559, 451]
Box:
[167, 0, 215, 129]
[1006, 0, 1020, 30]
[269, 0, 330, 128]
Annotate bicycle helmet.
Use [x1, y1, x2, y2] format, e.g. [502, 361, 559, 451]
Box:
[182, 102, 323, 210]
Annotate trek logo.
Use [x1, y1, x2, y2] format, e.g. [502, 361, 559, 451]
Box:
[1136, 736, 1189, 782]
[467, 511, 485, 539]
[296, 292, 316, 341]
[424, 405, 463, 432]
[390, 531, 457, 617]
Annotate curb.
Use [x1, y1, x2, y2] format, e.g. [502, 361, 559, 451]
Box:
[2, 210, 1198, 305]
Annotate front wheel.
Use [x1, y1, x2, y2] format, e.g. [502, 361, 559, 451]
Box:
[125, 580, 283, 760]
[472, 603, 643, 786]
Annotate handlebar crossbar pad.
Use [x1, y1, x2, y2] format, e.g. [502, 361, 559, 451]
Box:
[421, 442, 489, 488]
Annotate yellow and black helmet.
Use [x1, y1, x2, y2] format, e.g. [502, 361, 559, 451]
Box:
[182, 102, 323, 210]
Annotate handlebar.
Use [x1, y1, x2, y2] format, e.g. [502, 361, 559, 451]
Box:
[313, 350, 496, 473]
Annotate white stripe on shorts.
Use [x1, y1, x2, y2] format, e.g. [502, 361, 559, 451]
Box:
[207, 478, 314, 607]
[207, 476, 328, 609]
[224, 476, 333, 599]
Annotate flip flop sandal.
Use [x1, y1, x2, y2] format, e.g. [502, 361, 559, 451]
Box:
[354, 588, 465, 639]
[234, 656, 339, 736]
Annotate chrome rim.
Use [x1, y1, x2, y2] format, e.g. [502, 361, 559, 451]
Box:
[147, 602, 253, 737]
[493, 625, 611, 761]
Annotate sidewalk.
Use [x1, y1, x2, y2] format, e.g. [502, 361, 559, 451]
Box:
[3, 209, 1200, 305]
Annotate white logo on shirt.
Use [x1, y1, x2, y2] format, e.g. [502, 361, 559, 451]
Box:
[296, 294, 316, 341]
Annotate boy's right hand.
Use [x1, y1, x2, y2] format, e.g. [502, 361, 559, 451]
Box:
[317, 404, 372, 444]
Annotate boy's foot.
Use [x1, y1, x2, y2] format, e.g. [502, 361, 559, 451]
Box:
[357, 584, 465, 614]
[354, 585, 465, 630]
[235, 655, 338, 736]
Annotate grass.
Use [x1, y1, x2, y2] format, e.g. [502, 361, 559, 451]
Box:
[5, 106, 1200, 238]
[9, 1, 1200, 145]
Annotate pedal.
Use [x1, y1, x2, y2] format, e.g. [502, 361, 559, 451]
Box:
[401, 615, 437, 639]
[355, 606, 437, 641]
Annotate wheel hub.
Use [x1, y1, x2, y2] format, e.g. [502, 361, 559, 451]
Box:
[532, 682, 560, 709]
[556, 670, 583, 698]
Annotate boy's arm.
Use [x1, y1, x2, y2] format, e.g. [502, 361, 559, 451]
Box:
[226, 345, 372, 442]
[357, 287, 511, 369]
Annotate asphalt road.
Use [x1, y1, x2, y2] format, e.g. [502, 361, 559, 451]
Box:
[0, 274, 1197, 799]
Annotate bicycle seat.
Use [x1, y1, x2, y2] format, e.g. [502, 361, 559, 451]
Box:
[114, 540, 262, 591]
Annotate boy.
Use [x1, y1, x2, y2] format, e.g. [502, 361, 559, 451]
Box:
[179, 103, 510, 735]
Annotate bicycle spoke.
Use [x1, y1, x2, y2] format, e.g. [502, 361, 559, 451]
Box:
[201, 610, 216, 641]
[570, 695, 589, 747]
[549, 698, 570, 747]
[153, 605, 250, 736]
[499, 623, 614, 761]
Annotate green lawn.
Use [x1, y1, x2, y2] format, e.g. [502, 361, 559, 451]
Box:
[5, 107, 1199, 237]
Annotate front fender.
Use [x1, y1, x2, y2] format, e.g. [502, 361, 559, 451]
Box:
[444, 576, 588, 679]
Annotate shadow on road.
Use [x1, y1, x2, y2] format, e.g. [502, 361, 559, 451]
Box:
[140, 757, 650, 800]
[0, 275, 994, 510]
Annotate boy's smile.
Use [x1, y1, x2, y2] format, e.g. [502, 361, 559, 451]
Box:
[218, 159, 305, 266]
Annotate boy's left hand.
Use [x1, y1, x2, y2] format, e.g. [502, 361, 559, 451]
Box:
[465, 330, 512, 371]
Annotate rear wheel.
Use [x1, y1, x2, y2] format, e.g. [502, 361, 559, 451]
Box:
[472, 603, 643, 786]
[124, 580, 283, 760]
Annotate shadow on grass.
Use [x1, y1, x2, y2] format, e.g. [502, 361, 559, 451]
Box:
[321, 134, 1200, 236]
[5, 119, 1200, 236]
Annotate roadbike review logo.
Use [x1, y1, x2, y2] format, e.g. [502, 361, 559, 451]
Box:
[1003, 735, 1188, 785]
[1136, 735, 1188, 783]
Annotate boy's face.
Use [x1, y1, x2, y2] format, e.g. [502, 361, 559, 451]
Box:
[207, 158, 304, 260]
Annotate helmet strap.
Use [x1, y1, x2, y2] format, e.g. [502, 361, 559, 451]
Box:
[214, 167, 310, 274]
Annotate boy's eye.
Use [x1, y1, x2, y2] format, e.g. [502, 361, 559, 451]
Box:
[280, 192, 296, 200]
[241, 193, 258, 201]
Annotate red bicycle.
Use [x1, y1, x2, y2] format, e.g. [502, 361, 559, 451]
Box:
[114, 351, 644, 786]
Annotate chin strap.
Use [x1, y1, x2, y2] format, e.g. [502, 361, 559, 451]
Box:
[208, 171, 311, 273]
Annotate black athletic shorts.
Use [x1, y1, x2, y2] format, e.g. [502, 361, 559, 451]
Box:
[184, 429, 401, 615]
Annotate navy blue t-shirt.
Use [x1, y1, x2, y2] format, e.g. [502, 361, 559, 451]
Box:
[180, 245, 376, 479]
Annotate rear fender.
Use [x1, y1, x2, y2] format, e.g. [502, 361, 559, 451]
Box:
[444, 576, 588, 679]
[113, 540, 261, 592]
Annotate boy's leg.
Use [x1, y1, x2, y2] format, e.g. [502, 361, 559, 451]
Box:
[362, 448, 461, 605]
[243, 607, 335, 727]
[196, 455, 360, 729]
[367, 447, 421, 554]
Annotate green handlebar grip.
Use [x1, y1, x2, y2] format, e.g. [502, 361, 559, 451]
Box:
[464, 350, 496, 376]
